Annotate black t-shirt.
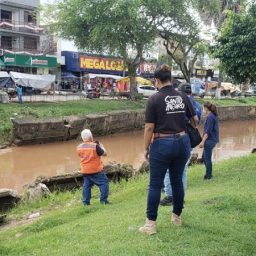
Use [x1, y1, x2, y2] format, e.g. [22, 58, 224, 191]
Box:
[145, 85, 196, 133]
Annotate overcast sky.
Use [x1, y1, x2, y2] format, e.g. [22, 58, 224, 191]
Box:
[39, 0, 78, 51]
[40, 0, 54, 4]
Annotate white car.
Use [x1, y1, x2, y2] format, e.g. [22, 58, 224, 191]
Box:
[137, 85, 157, 97]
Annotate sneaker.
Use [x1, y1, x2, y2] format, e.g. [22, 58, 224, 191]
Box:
[139, 219, 157, 235]
[204, 175, 212, 180]
[160, 196, 173, 206]
[171, 213, 182, 226]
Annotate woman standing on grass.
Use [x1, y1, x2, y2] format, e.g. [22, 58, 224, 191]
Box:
[139, 64, 198, 235]
[199, 102, 220, 180]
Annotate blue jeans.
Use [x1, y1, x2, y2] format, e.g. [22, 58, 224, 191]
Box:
[18, 94, 23, 104]
[146, 134, 191, 220]
[82, 171, 109, 205]
[164, 150, 192, 197]
[202, 140, 217, 177]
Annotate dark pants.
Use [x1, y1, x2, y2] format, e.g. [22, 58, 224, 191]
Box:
[82, 172, 109, 205]
[146, 134, 191, 221]
[18, 94, 23, 104]
[202, 140, 217, 178]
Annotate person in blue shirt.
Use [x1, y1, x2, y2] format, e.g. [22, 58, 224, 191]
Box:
[199, 102, 220, 179]
[160, 83, 202, 206]
[16, 84, 23, 104]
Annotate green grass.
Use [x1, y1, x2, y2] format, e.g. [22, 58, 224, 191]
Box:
[0, 97, 256, 144]
[198, 96, 256, 106]
[0, 99, 146, 144]
[0, 154, 255, 256]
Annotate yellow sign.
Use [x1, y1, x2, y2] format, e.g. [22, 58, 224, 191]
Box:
[80, 56, 126, 71]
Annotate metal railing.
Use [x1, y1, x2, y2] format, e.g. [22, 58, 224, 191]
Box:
[0, 19, 43, 34]
[0, 46, 43, 55]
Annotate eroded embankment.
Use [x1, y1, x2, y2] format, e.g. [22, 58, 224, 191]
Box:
[10, 106, 256, 146]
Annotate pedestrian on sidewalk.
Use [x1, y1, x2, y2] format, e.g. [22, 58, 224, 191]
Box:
[16, 84, 23, 104]
[77, 129, 110, 205]
[199, 102, 220, 180]
[139, 65, 198, 235]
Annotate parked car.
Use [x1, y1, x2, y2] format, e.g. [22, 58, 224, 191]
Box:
[244, 89, 256, 97]
[137, 85, 157, 97]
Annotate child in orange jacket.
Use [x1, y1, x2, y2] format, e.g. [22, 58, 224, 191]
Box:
[77, 129, 109, 205]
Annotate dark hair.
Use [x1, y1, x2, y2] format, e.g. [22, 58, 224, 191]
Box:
[154, 64, 172, 83]
[204, 102, 218, 116]
[178, 83, 192, 95]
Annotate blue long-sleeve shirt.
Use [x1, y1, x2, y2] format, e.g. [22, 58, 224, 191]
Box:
[204, 112, 219, 143]
[16, 86, 23, 96]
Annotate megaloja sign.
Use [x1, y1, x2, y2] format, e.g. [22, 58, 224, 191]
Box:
[80, 56, 127, 72]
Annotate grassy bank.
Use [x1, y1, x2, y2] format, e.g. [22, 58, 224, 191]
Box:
[199, 96, 256, 106]
[0, 154, 255, 256]
[0, 97, 256, 144]
[0, 99, 145, 144]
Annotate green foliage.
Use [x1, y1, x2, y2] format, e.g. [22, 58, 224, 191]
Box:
[43, 0, 205, 91]
[0, 154, 256, 255]
[144, 0, 206, 81]
[198, 97, 256, 106]
[213, 5, 256, 84]
[193, 0, 248, 27]
[43, 0, 157, 93]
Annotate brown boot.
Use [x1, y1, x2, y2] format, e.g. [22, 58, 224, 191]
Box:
[171, 213, 182, 226]
[139, 219, 157, 235]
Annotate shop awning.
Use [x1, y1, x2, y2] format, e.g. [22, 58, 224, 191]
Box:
[0, 71, 9, 78]
[9, 71, 56, 91]
[0, 71, 12, 88]
[116, 76, 152, 85]
[221, 82, 241, 93]
[84, 73, 122, 80]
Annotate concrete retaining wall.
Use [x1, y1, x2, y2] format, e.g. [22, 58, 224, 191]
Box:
[217, 106, 256, 121]
[11, 106, 256, 145]
[12, 110, 145, 145]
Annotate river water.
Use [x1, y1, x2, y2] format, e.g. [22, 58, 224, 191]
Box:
[0, 119, 255, 192]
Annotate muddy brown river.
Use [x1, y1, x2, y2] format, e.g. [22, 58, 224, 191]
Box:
[0, 119, 255, 192]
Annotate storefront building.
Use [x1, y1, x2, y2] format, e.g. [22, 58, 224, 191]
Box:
[61, 51, 127, 90]
[61, 51, 158, 89]
[61, 51, 126, 76]
[0, 53, 57, 74]
[0, 0, 58, 76]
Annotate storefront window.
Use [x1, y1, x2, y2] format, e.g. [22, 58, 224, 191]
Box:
[1, 36, 12, 49]
[24, 37, 37, 50]
[24, 11, 36, 24]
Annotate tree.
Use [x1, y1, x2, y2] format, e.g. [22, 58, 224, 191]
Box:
[160, 33, 207, 82]
[40, 27, 57, 55]
[144, 0, 207, 82]
[194, 0, 246, 28]
[192, 0, 248, 97]
[42, 0, 159, 99]
[43, 0, 201, 96]
[213, 5, 256, 84]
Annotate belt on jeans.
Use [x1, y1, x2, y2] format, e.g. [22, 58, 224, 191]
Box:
[154, 131, 186, 140]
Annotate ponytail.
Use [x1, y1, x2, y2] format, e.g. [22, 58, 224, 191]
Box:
[204, 102, 218, 116]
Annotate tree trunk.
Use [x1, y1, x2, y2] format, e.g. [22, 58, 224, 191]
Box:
[128, 64, 138, 100]
[179, 63, 191, 82]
